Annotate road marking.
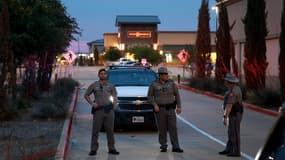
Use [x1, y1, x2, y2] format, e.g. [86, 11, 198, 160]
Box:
[177, 115, 254, 160]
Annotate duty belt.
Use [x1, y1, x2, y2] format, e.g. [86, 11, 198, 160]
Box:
[92, 104, 113, 114]
[158, 103, 176, 110]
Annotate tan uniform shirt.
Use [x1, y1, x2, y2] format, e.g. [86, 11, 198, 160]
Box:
[148, 79, 181, 108]
[85, 81, 117, 106]
[226, 86, 242, 104]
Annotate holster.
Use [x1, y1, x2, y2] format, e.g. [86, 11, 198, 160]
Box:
[230, 102, 244, 116]
[158, 103, 176, 110]
[91, 104, 113, 114]
[103, 104, 113, 113]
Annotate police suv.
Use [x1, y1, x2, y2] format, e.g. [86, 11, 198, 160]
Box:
[107, 65, 158, 131]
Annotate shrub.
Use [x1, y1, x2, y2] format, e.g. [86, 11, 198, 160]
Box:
[16, 97, 32, 110]
[0, 103, 18, 120]
[189, 78, 227, 95]
[103, 47, 121, 61]
[246, 88, 281, 109]
[31, 78, 79, 119]
[186, 78, 280, 109]
[31, 102, 67, 119]
[53, 77, 79, 98]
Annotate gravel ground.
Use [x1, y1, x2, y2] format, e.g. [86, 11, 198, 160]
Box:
[0, 113, 64, 160]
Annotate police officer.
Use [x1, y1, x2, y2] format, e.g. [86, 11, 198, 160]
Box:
[84, 68, 119, 156]
[148, 67, 183, 153]
[219, 73, 243, 157]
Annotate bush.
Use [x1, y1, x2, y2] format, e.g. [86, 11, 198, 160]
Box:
[0, 103, 18, 120]
[186, 78, 281, 109]
[31, 78, 79, 119]
[53, 77, 79, 98]
[16, 97, 32, 109]
[189, 78, 227, 95]
[246, 88, 281, 109]
[103, 48, 121, 61]
[31, 101, 67, 119]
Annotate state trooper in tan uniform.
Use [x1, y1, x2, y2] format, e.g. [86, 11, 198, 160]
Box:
[219, 73, 243, 157]
[148, 67, 183, 153]
[84, 68, 119, 156]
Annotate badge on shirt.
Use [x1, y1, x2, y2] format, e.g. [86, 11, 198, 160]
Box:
[229, 92, 235, 97]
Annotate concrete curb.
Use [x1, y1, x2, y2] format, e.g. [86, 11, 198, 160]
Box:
[55, 87, 79, 160]
[177, 83, 279, 117]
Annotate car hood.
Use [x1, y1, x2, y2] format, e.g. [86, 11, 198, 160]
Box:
[116, 86, 149, 97]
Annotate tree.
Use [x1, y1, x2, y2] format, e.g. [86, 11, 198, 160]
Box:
[129, 46, 163, 66]
[279, 0, 285, 102]
[215, 2, 238, 82]
[0, 0, 11, 119]
[103, 47, 121, 61]
[195, 0, 211, 78]
[7, 0, 80, 92]
[215, 2, 230, 82]
[243, 0, 268, 90]
[94, 47, 99, 65]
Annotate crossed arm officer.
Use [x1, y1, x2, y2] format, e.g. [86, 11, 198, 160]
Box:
[84, 68, 119, 156]
[219, 73, 243, 157]
[148, 67, 183, 153]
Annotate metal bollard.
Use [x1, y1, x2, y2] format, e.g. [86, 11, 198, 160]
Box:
[177, 74, 180, 84]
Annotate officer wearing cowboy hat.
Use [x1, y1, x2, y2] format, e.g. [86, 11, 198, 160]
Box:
[219, 73, 243, 157]
[147, 66, 183, 153]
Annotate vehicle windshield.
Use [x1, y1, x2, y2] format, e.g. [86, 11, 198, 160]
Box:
[108, 70, 157, 86]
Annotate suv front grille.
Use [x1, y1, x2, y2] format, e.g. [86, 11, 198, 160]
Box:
[118, 97, 148, 101]
[118, 97, 153, 110]
[118, 103, 153, 110]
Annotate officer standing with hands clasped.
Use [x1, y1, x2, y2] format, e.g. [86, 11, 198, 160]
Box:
[219, 73, 243, 157]
[84, 68, 119, 156]
[148, 66, 183, 153]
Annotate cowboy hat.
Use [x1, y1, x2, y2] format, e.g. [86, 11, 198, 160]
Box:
[224, 73, 239, 83]
[157, 67, 169, 74]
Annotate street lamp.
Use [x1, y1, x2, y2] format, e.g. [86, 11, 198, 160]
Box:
[212, 6, 219, 32]
[119, 43, 125, 56]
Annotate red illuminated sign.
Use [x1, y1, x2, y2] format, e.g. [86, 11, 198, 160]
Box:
[128, 31, 151, 38]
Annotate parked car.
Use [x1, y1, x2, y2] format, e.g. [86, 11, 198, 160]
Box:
[107, 66, 158, 131]
[254, 102, 285, 160]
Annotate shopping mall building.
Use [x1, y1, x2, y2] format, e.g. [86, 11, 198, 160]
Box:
[87, 15, 217, 64]
[87, 0, 283, 88]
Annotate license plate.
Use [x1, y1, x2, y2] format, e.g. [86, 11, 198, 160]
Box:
[132, 116, 144, 123]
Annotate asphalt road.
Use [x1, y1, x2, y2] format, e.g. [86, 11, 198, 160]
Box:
[65, 66, 277, 160]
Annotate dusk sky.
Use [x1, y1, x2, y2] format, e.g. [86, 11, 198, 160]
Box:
[61, 0, 217, 52]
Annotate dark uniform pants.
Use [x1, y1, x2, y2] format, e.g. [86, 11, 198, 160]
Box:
[155, 108, 180, 149]
[225, 112, 242, 154]
[90, 109, 115, 152]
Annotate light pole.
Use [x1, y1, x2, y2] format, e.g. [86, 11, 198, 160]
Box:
[212, 6, 219, 32]
[119, 43, 125, 56]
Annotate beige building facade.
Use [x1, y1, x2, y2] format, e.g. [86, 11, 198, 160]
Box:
[223, 0, 282, 87]
[104, 31, 216, 55]
[101, 15, 216, 64]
